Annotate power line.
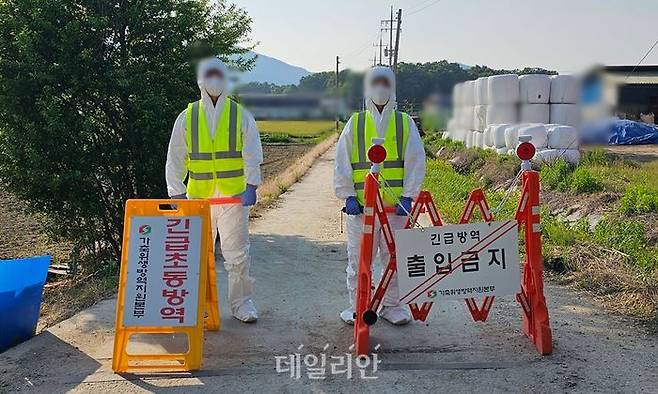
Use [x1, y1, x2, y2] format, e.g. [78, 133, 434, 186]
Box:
[406, 0, 438, 14]
[626, 36, 658, 80]
[406, 0, 443, 16]
[341, 32, 380, 62]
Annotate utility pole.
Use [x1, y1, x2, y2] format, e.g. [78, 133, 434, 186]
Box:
[379, 34, 383, 65]
[374, 35, 386, 66]
[393, 8, 402, 72]
[389, 6, 394, 66]
[335, 56, 340, 130]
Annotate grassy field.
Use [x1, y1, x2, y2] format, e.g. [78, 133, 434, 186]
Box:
[423, 133, 658, 328]
[257, 120, 338, 144]
[257, 120, 337, 136]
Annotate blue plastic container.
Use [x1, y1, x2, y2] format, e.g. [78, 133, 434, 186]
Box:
[0, 256, 51, 352]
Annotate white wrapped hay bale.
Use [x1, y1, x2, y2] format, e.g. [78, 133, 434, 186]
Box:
[517, 124, 548, 149]
[451, 128, 464, 142]
[447, 117, 457, 133]
[550, 75, 580, 104]
[533, 149, 581, 164]
[475, 77, 489, 105]
[520, 104, 550, 124]
[491, 124, 510, 148]
[444, 124, 453, 140]
[486, 104, 517, 125]
[452, 84, 462, 107]
[450, 128, 461, 142]
[462, 80, 475, 106]
[550, 104, 581, 128]
[547, 125, 579, 149]
[519, 74, 551, 104]
[474, 132, 483, 148]
[483, 125, 494, 147]
[472, 132, 479, 148]
[504, 124, 534, 149]
[473, 105, 487, 131]
[453, 107, 463, 128]
[488, 74, 519, 104]
[504, 125, 520, 149]
[460, 106, 474, 130]
[465, 131, 475, 148]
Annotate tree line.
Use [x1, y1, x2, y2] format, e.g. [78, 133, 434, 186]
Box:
[237, 61, 557, 113]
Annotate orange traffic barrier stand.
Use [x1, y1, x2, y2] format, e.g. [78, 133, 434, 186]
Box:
[112, 199, 214, 372]
[354, 140, 553, 357]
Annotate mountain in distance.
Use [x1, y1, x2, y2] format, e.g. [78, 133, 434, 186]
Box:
[237, 52, 311, 86]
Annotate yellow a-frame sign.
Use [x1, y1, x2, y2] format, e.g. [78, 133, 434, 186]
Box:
[112, 199, 219, 372]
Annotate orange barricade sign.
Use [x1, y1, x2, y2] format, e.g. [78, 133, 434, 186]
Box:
[112, 199, 215, 372]
[354, 142, 553, 357]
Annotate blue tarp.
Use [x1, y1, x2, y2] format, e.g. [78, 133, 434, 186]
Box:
[0, 256, 51, 352]
[581, 119, 658, 145]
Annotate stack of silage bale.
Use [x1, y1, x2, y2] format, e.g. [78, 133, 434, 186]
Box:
[462, 80, 475, 147]
[549, 75, 581, 128]
[485, 74, 519, 150]
[446, 73, 582, 164]
[519, 74, 551, 124]
[472, 77, 488, 148]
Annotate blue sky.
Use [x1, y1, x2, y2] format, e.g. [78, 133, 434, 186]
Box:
[230, 0, 658, 73]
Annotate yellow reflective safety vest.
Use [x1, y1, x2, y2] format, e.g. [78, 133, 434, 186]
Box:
[184, 98, 246, 198]
[350, 110, 410, 206]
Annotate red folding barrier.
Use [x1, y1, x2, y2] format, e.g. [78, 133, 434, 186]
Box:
[353, 141, 552, 357]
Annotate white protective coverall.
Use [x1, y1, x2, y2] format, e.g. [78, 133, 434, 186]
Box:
[334, 66, 426, 325]
[165, 58, 263, 322]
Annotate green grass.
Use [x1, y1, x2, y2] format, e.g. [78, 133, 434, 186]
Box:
[620, 185, 658, 215]
[422, 155, 519, 224]
[423, 160, 480, 222]
[540, 158, 604, 194]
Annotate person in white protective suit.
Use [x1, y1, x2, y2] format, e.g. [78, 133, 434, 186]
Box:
[334, 66, 426, 325]
[166, 57, 263, 323]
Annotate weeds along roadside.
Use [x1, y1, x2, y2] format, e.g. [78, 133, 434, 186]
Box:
[423, 133, 658, 330]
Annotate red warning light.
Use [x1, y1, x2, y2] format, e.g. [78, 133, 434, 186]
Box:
[368, 145, 387, 164]
[516, 142, 536, 161]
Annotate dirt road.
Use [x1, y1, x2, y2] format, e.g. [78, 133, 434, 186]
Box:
[1, 148, 657, 393]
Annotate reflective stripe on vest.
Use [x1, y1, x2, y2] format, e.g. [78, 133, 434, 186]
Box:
[350, 110, 409, 206]
[185, 99, 246, 198]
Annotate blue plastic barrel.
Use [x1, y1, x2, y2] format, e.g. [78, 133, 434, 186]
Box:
[0, 256, 51, 352]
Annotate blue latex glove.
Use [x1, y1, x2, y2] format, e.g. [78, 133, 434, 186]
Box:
[344, 196, 363, 215]
[396, 196, 413, 216]
[239, 184, 257, 206]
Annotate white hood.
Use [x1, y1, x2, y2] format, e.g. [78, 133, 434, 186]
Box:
[196, 57, 228, 103]
[364, 66, 397, 115]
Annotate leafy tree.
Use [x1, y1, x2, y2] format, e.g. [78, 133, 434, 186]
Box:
[0, 0, 254, 267]
[298, 71, 334, 93]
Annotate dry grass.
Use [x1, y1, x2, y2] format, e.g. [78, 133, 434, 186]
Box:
[38, 272, 117, 331]
[546, 244, 658, 331]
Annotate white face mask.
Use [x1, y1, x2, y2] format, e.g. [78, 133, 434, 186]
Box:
[370, 84, 391, 106]
[204, 76, 225, 97]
